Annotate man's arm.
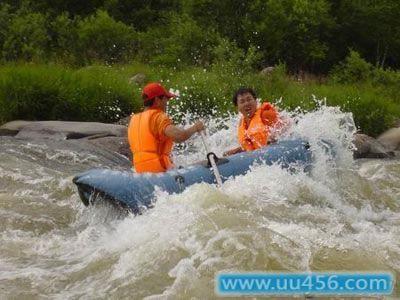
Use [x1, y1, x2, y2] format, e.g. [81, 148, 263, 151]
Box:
[164, 121, 204, 143]
[223, 146, 243, 157]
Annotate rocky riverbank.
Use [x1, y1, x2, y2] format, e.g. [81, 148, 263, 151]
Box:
[1, 119, 400, 161]
[0, 120, 132, 164]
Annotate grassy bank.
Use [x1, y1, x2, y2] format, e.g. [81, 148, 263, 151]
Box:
[0, 62, 399, 137]
[0, 63, 141, 124]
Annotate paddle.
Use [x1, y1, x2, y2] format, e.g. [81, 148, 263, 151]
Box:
[199, 130, 223, 187]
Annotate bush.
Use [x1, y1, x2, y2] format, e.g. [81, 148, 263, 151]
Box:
[166, 68, 232, 120]
[49, 13, 79, 64]
[370, 67, 400, 104]
[348, 93, 400, 136]
[138, 14, 220, 68]
[0, 4, 13, 57]
[2, 12, 49, 62]
[309, 84, 400, 136]
[77, 10, 137, 64]
[371, 67, 400, 86]
[330, 50, 400, 109]
[330, 50, 373, 83]
[1, 62, 399, 137]
[211, 38, 262, 76]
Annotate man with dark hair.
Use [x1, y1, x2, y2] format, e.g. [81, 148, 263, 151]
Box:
[232, 87, 257, 106]
[128, 82, 204, 173]
[223, 87, 283, 156]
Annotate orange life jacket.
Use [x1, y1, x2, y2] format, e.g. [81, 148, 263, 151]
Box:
[128, 109, 174, 173]
[238, 102, 277, 151]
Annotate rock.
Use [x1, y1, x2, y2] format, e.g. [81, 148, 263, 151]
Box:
[86, 136, 132, 161]
[10, 121, 127, 140]
[260, 66, 275, 76]
[377, 127, 400, 151]
[0, 120, 131, 161]
[0, 120, 32, 136]
[115, 115, 131, 127]
[353, 133, 394, 159]
[129, 73, 147, 85]
[0, 135, 132, 169]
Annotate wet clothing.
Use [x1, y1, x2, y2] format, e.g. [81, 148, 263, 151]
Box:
[238, 102, 279, 151]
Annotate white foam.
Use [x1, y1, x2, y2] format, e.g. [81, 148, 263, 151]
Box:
[0, 104, 399, 298]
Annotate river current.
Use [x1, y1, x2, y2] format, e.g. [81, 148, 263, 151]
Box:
[0, 106, 399, 299]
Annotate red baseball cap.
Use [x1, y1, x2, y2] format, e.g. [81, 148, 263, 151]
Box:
[142, 82, 175, 102]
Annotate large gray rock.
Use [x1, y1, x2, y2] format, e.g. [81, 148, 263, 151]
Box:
[377, 127, 400, 152]
[7, 121, 127, 140]
[353, 133, 394, 159]
[0, 135, 132, 169]
[0, 120, 131, 160]
[4, 120, 398, 162]
[0, 120, 32, 136]
[86, 136, 132, 161]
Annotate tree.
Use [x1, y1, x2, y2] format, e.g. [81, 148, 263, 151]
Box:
[181, 0, 253, 48]
[20, 0, 105, 17]
[103, 0, 179, 30]
[137, 13, 220, 67]
[0, 4, 13, 60]
[2, 11, 49, 61]
[77, 10, 137, 64]
[247, 0, 335, 73]
[47, 13, 82, 65]
[331, 0, 400, 69]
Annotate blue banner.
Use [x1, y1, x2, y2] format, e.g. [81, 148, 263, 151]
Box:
[216, 272, 394, 296]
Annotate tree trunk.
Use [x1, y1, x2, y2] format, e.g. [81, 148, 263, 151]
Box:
[380, 44, 388, 68]
[375, 41, 381, 68]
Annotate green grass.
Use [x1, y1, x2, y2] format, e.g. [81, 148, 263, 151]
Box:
[0, 63, 140, 124]
[0, 62, 399, 137]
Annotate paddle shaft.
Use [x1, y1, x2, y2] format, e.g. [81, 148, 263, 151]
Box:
[199, 131, 223, 187]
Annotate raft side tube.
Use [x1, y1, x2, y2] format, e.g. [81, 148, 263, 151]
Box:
[73, 139, 313, 212]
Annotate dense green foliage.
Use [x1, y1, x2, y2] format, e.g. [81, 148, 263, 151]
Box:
[0, 64, 140, 123]
[1, 58, 399, 136]
[0, 0, 399, 136]
[1, 0, 400, 72]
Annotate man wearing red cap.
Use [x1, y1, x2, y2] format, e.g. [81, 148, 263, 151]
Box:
[128, 82, 204, 173]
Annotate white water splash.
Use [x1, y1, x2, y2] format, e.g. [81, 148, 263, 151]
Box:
[0, 104, 399, 298]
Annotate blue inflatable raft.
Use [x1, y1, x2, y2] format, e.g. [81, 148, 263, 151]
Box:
[73, 139, 311, 213]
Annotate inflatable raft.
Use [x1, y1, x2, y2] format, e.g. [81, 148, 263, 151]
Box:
[73, 139, 312, 213]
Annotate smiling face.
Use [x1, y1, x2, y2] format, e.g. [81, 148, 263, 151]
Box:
[237, 92, 257, 120]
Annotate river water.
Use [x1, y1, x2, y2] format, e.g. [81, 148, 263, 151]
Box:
[0, 106, 399, 299]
